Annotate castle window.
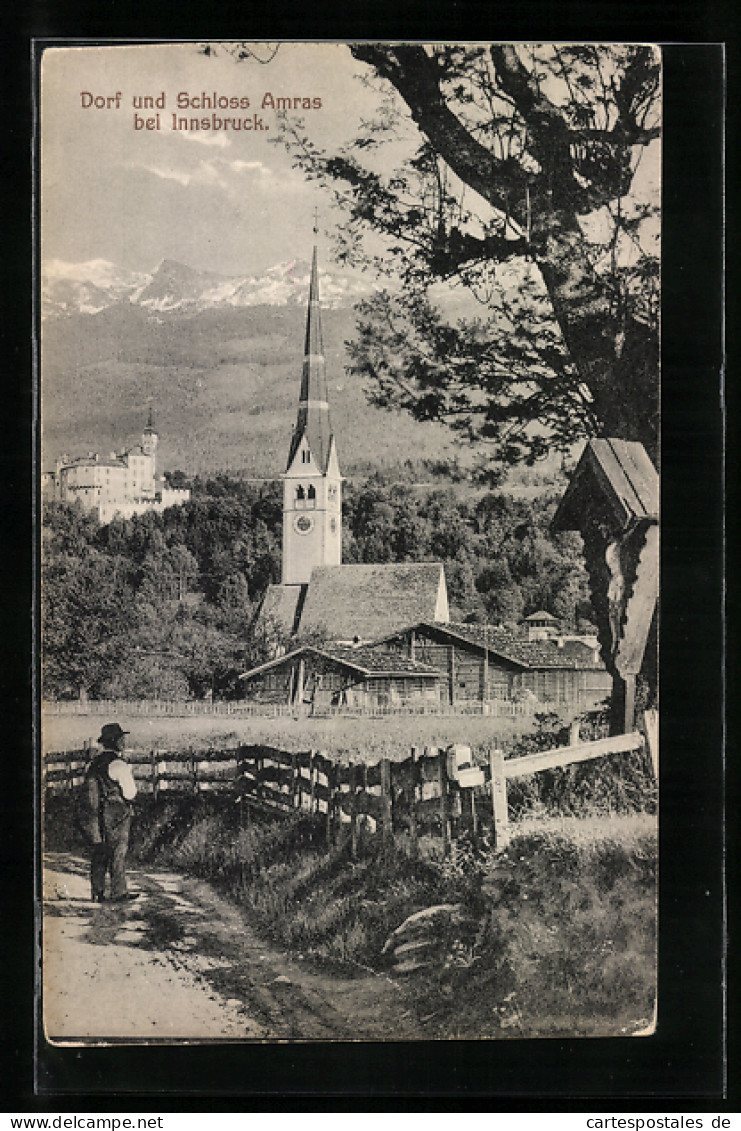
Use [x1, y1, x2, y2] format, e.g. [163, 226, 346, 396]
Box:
[296, 485, 305, 503]
[307, 485, 316, 507]
[302, 450, 310, 464]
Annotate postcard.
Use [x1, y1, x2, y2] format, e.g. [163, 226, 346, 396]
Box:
[40, 41, 661, 1045]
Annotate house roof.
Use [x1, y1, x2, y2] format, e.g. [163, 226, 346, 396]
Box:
[240, 643, 440, 682]
[446, 622, 605, 669]
[59, 454, 127, 471]
[553, 438, 658, 533]
[524, 610, 558, 623]
[375, 621, 605, 671]
[297, 562, 449, 641]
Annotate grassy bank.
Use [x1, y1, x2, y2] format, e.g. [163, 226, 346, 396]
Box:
[45, 787, 656, 1039]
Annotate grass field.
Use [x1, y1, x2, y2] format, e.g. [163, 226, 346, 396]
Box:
[42, 709, 539, 760]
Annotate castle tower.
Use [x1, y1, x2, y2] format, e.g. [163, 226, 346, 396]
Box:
[281, 244, 342, 585]
[141, 407, 158, 458]
[140, 408, 158, 497]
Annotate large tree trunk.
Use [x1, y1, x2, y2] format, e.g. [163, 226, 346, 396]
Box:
[531, 208, 659, 460]
[350, 44, 659, 459]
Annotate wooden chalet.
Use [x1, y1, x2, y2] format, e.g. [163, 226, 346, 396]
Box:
[239, 644, 442, 712]
[371, 621, 611, 710]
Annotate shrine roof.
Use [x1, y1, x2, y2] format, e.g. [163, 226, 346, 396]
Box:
[552, 439, 658, 532]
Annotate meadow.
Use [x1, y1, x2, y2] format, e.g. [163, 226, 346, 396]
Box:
[41, 709, 540, 760]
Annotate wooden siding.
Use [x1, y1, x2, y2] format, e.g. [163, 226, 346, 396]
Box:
[385, 630, 519, 705]
[244, 652, 440, 711]
[381, 627, 609, 708]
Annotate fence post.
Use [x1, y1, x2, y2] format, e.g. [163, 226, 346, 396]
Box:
[435, 747, 450, 857]
[151, 748, 158, 802]
[290, 751, 298, 810]
[489, 748, 510, 851]
[349, 763, 359, 860]
[409, 747, 420, 856]
[323, 755, 335, 849]
[380, 758, 392, 845]
[309, 750, 316, 815]
[470, 785, 478, 836]
[642, 708, 659, 778]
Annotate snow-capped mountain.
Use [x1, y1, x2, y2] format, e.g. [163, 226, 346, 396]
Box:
[42, 257, 372, 318]
[42, 259, 151, 316]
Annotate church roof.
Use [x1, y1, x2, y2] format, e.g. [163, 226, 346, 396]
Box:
[257, 583, 306, 638]
[297, 562, 448, 642]
[286, 246, 334, 474]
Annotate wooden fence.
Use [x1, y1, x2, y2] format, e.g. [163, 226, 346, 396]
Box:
[41, 697, 549, 719]
[44, 724, 652, 855]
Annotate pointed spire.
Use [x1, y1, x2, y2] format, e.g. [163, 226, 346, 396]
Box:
[145, 406, 156, 433]
[287, 241, 334, 472]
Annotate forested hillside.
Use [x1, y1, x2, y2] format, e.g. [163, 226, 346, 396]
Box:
[42, 476, 591, 701]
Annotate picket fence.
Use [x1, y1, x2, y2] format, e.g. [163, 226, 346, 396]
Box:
[44, 724, 652, 854]
[41, 698, 545, 719]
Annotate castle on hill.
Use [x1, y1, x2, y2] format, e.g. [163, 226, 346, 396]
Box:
[42, 411, 190, 524]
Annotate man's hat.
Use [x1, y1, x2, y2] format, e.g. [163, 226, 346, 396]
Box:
[98, 722, 129, 746]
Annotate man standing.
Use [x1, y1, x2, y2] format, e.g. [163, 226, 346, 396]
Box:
[82, 723, 138, 903]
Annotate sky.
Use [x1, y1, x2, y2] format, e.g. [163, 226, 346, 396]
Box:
[40, 42, 659, 280]
[40, 43, 384, 276]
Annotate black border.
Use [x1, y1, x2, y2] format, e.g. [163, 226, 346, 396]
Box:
[4, 8, 728, 1110]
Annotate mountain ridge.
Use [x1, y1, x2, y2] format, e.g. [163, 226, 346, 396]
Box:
[42, 256, 374, 319]
[41, 268, 460, 480]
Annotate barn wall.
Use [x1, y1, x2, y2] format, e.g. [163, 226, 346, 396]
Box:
[244, 653, 441, 710]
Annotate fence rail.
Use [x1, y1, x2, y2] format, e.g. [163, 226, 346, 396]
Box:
[44, 726, 650, 855]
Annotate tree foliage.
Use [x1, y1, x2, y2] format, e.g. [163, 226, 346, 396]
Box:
[42, 477, 592, 700]
[270, 43, 660, 464]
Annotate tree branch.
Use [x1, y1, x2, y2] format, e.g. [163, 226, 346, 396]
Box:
[351, 45, 529, 216]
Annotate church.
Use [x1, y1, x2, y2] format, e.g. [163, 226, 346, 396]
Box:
[255, 240, 450, 647]
[243, 241, 610, 714]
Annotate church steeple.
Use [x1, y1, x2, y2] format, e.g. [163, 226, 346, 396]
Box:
[281, 237, 342, 586]
[286, 245, 334, 473]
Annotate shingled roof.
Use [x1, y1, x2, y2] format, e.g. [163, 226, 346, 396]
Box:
[240, 643, 440, 682]
[257, 583, 306, 637]
[376, 621, 605, 671]
[449, 624, 588, 669]
[296, 563, 449, 642]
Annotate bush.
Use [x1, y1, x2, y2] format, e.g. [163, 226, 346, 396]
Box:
[504, 710, 657, 818]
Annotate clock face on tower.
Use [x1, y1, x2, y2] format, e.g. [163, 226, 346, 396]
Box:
[293, 514, 315, 535]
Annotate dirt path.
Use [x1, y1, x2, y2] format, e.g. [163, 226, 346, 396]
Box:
[42, 852, 423, 1043]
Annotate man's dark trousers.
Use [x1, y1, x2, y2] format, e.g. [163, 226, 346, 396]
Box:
[90, 813, 131, 900]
